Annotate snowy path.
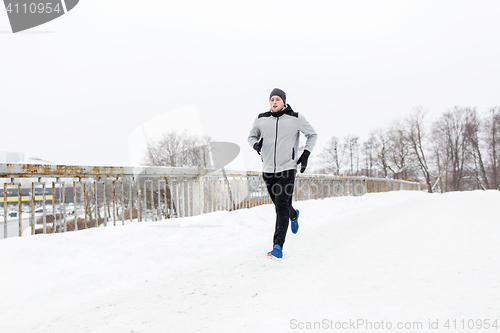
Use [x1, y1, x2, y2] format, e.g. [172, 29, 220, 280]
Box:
[1, 190, 499, 332]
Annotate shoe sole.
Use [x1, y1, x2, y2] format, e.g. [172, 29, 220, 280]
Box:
[267, 253, 282, 261]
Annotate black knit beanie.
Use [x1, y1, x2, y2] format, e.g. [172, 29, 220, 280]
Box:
[270, 88, 286, 105]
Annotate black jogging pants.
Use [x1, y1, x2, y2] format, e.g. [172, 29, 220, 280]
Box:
[263, 169, 298, 249]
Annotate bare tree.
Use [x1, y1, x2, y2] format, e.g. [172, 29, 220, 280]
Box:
[485, 106, 500, 189]
[362, 134, 376, 177]
[401, 107, 433, 192]
[144, 130, 212, 167]
[430, 123, 448, 192]
[372, 129, 391, 178]
[387, 124, 412, 180]
[464, 107, 489, 189]
[319, 136, 344, 175]
[432, 107, 470, 191]
[145, 131, 183, 166]
[344, 135, 359, 176]
[180, 134, 212, 167]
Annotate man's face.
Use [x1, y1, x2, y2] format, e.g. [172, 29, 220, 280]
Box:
[270, 96, 285, 112]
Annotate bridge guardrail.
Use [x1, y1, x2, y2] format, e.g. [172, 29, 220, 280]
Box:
[0, 163, 420, 239]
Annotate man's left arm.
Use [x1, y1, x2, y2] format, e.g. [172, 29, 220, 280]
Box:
[299, 114, 317, 153]
[297, 114, 318, 172]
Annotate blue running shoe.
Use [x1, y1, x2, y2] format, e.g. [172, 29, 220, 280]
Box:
[267, 244, 283, 259]
[291, 209, 299, 234]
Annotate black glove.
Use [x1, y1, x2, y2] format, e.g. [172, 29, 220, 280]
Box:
[297, 150, 310, 173]
[253, 138, 263, 155]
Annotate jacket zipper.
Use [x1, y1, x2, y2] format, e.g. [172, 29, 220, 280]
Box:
[274, 117, 279, 173]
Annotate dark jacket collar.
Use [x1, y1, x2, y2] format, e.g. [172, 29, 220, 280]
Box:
[271, 104, 293, 117]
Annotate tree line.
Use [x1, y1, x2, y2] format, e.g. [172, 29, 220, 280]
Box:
[318, 106, 500, 193]
[144, 130, 212, 168]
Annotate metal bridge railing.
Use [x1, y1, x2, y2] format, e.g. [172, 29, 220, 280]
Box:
[0, 163, 420, 239]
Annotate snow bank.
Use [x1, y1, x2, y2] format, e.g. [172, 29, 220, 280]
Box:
[1, 190, 499, 332]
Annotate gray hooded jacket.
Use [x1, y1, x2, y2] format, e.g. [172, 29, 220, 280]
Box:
[248, 104, 318, 173]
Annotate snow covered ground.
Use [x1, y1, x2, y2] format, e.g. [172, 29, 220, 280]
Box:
[1, 190, 499, 333]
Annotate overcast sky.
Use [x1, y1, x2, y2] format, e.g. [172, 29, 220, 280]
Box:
[1, 0, 499, 171]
